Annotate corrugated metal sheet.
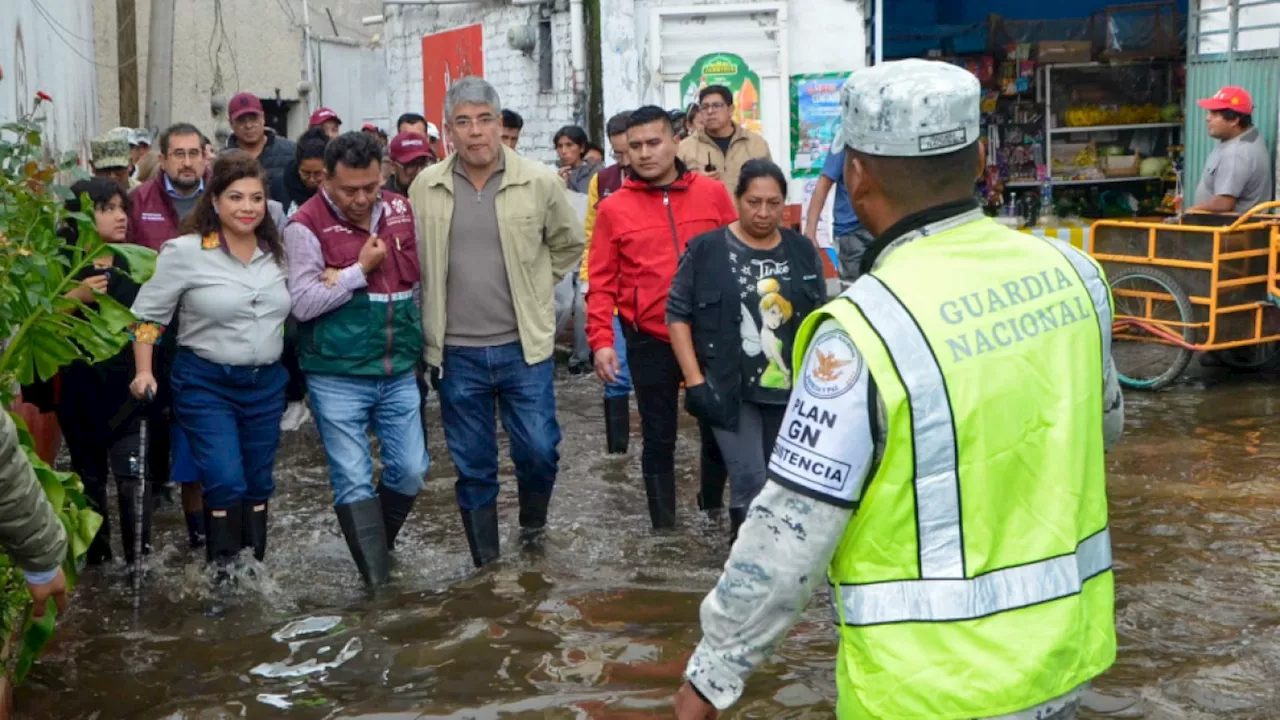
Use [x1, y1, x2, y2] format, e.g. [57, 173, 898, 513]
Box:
[315, 38, 390, 133]
[0, 0, 99, 160]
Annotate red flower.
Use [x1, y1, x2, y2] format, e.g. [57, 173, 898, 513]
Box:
[35, 91, 52, 103]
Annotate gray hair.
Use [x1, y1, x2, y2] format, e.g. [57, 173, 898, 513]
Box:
[443, 77, 502, 122]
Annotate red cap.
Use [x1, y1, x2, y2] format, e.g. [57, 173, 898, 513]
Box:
[1198, 86, 1253, 115]
[228, 92, 264, 120]
[309, 107, 341, 126]
[362, 123, 378, 133]
[389, 132, 432, 164]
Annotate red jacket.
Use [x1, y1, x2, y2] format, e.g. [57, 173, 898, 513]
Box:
[127, 175, 182, 251]
[587, 166, 737, 350]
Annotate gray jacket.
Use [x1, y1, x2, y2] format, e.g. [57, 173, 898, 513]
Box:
[0, 412, 67, 576]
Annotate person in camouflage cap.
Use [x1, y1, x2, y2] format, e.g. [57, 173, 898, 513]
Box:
[91, 129, 132, 192]
[676, 59, 1126, 720]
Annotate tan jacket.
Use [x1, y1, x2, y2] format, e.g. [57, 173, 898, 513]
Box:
[409, 145, 585, 368]
[677, 126, 772, 197]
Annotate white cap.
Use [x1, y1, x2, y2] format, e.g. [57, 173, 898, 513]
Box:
[426, 121, 440, 140]
[128, 128, 152, 147]
[834, 59, 980, 158]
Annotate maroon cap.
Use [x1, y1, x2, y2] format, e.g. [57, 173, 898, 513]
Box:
[309, 107, 341, 126]
[361, 123, 379, 133]
[228, 92, 264, 120]
[389, 131, 432, 164]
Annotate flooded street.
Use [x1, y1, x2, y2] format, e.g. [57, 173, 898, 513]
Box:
[14, 368, 1280, 719]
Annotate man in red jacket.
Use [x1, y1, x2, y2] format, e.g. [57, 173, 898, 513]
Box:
[587, 105, 737, 529]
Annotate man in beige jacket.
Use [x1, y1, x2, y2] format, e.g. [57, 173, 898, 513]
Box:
[409, 77, 584, 568]
[677, 85, 771, 195]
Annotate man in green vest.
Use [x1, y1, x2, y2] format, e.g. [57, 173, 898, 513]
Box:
[674, 58, 1127, 720]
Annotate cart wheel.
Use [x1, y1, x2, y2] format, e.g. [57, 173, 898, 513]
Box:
[1109, 266, 1194, 391]
[1215, 342, 1280, 372]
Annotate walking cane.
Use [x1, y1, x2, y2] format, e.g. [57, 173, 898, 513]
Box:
[133, 388, 154, 607]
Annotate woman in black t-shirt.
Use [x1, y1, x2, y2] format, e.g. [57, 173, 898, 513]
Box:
[667, 159, 827, 542]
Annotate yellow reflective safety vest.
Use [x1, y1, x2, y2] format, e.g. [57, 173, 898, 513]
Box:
[793, 213, 1116, 719]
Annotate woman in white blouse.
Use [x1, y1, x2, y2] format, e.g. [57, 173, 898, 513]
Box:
[129, 151, 291, 572]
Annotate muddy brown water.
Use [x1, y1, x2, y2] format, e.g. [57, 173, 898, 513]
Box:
[14, 368, 1280, 718]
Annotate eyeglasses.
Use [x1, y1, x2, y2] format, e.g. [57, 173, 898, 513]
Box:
[701, 102, 730, 111]
[452, 114, 498, 130]
[166, 149, 203, 161]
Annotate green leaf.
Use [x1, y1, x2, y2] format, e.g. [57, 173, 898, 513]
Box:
[91, 292, 136, 331]
[14, 600, 56, 685]
[25, 323, 81, 381]
[106, 243, 157, 284]
[33, 465, 65, 511]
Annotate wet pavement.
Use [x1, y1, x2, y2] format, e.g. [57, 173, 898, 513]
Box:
[14, 367, 1280, 719]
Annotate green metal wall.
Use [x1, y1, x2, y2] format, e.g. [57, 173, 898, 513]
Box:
[1184, 49, 1280, 201]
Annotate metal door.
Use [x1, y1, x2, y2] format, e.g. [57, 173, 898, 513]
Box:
[1185, 0, 1280, 197]
[315, 38, 391, 133]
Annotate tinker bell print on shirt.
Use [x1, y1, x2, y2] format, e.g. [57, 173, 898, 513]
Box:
[741, 277, 796, 389]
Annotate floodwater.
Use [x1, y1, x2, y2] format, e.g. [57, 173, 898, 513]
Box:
[14, 366, 1280, 719]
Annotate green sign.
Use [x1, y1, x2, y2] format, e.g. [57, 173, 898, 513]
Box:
[680, 53, 763, 135]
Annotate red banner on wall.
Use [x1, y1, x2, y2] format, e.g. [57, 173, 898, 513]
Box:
[421, 24, 484, 155]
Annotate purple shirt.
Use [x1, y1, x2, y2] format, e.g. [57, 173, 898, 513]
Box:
[283, 190, 393, 323]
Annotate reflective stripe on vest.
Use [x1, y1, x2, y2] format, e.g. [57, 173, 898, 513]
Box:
[368, 290, 416, 303]
[834, 273, 1113, 626]
[847, 276, 965, 579]
[837, 527, 1112, 626]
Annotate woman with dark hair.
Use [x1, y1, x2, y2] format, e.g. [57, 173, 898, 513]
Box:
[553, 124, 600, 192]
[666, 158, 827, 542]
[129, 151, 292, 571]
[52, 178, 152, 567]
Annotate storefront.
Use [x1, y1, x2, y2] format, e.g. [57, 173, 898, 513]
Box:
[864, 0, 1280, 250]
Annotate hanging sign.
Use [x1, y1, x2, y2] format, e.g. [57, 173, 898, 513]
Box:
[680, 53, 763, 135]
[790, 72, 849, 177]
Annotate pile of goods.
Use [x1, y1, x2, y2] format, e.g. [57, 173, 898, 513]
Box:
[1063, 103, 1178, 127]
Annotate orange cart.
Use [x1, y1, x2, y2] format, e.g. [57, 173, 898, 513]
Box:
[1090, 202, 1280, 390]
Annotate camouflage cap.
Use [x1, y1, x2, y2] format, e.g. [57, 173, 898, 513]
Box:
[834, 59, 980, 158]
[91, 130, 131, 170]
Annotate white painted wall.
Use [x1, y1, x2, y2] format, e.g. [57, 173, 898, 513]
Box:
[1, 0, 100, 158]
[384, 2, 579, 166]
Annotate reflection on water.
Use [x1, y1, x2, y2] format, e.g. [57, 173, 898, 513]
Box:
[14, 370, 1280, 718]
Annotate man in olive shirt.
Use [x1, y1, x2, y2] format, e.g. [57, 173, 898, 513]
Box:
[1191, 86, 1273, 214]
[410, 77, 583, 568]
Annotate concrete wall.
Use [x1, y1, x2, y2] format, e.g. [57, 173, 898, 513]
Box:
[1, 0, 100, 158]
[93, 0, 381, 144]
[384, 2, 579, 166]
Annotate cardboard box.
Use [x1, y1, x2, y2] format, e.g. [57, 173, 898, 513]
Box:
[1039, 41, 1093, 64]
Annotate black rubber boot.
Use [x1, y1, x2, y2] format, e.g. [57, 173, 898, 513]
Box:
[241, 501, 268, 562]
[643, 473, 677, 529]
[603, 395, 630, 455]
[697, 424, 727, 516]
[377, 484, 417, 551]
[117, 479, 153, 566]
[83, 476, 113, 565]
[204, 505, 244, 568]
[518, 490, 552, 548]
[728, 507, 748, 545]
[336, 497, 391, 586]
[460, 504, 500, 568]
[185, 511, 206, 549]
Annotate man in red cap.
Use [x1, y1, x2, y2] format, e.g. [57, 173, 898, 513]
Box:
[310, 107, 342, 139]
[225, 91, 297, 195]
[384, 131, 435, 195]
[1190, 86, 1273, 214]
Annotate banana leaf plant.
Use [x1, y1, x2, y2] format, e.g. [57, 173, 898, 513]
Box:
[0, 94, 156, 683]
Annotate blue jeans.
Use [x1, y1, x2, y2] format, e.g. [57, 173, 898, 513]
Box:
[604, 315, 632, 398]
[169, 350, 287, 509]
[169, 422, 200, 484]
[439, 342, 561, 511]
[307, 371, 430, 507]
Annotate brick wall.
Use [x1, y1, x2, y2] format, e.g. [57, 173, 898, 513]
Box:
[385, 3, 582, 166]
